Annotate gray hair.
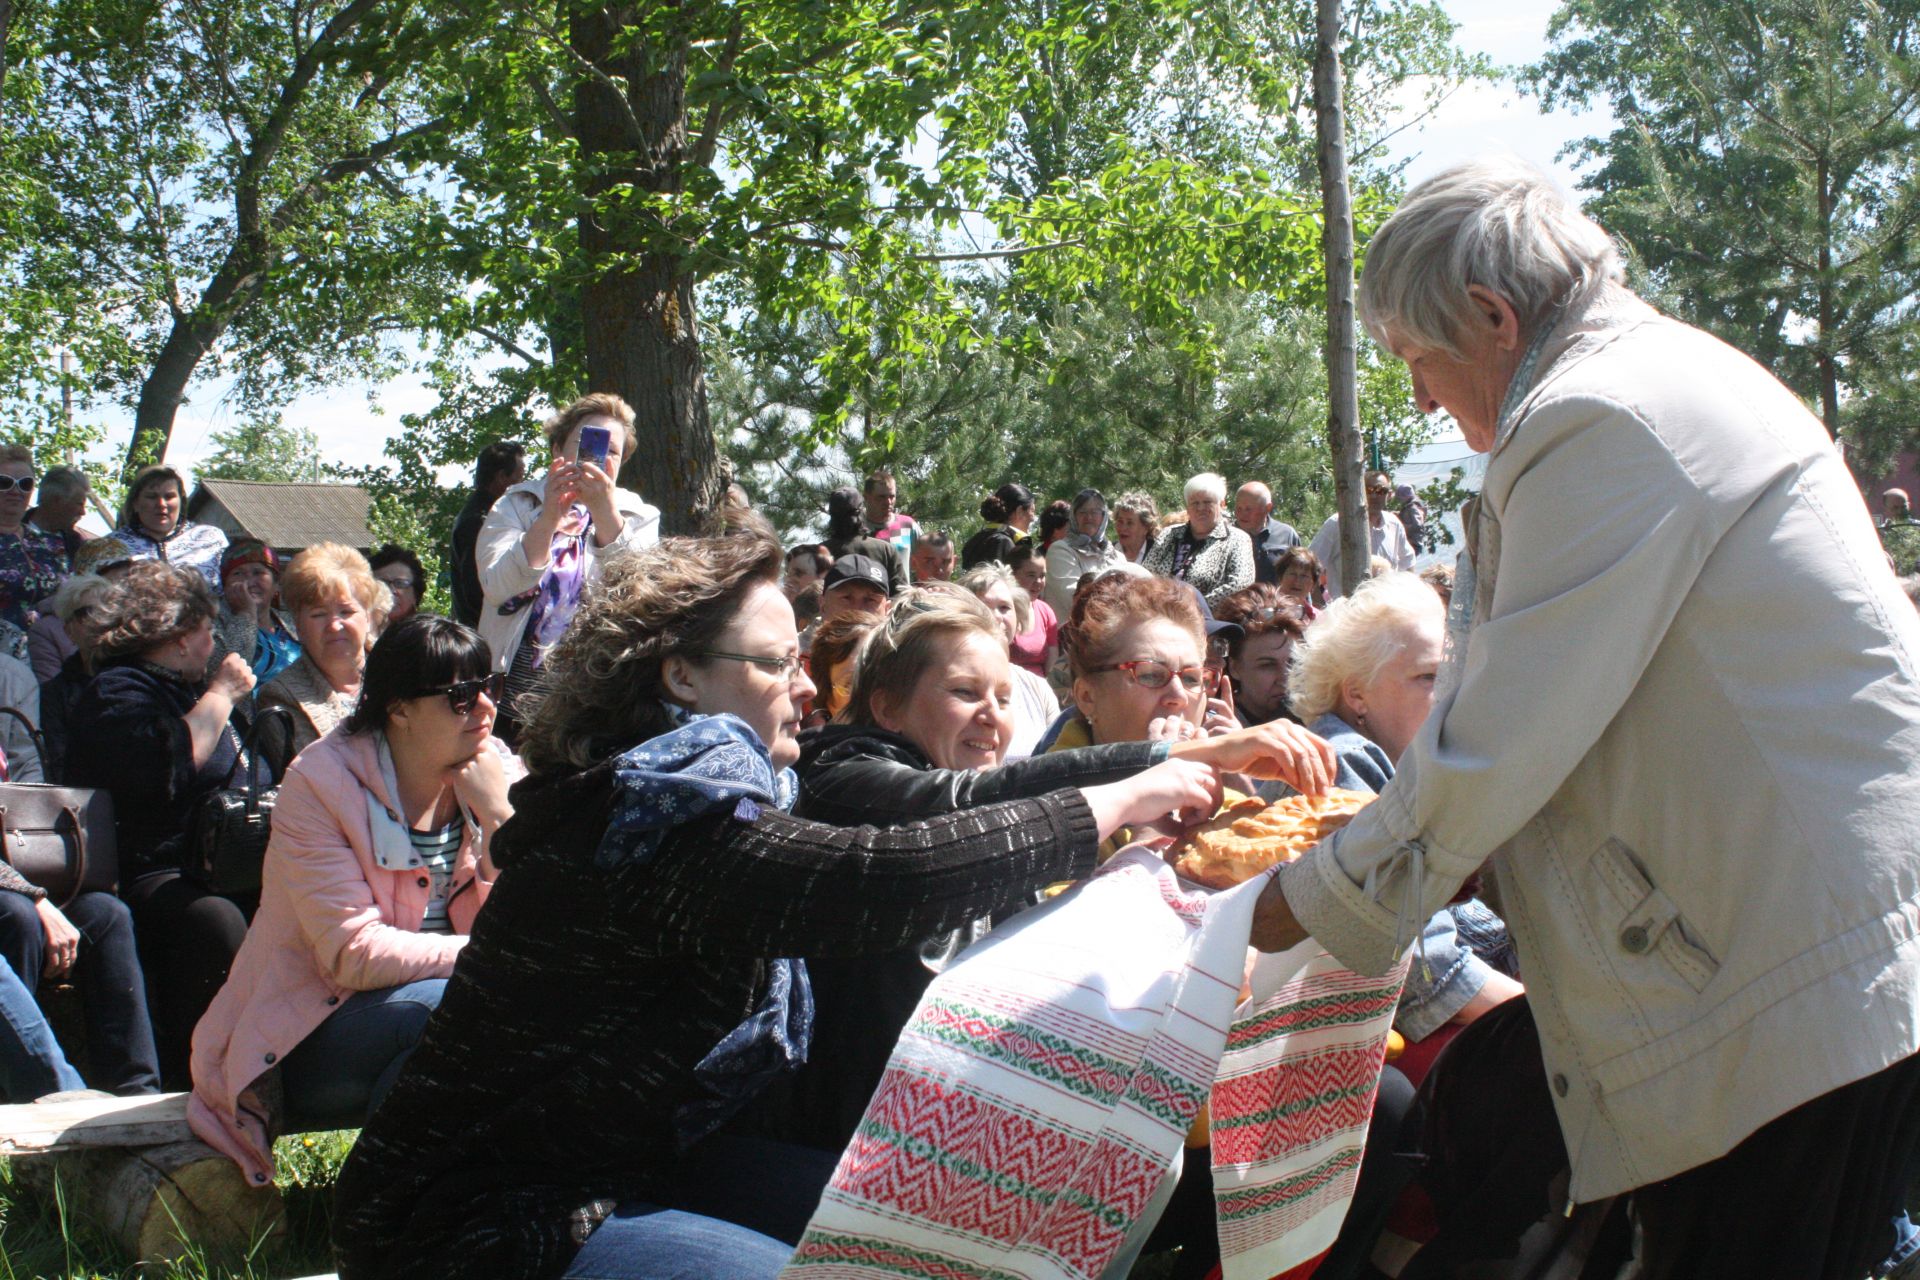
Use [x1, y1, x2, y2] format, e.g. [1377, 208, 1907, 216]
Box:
[1288, 571, 1444, 722]
[956, 563, 1031, 635]
[1183, 472, 1227, 503]
[50, 572, 111, 623]
[1358, 156, 1623, 358]
[38, 465, 89, 503]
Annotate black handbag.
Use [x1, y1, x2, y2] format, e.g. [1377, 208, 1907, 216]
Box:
[0, 706, 118, 906]
[188, 706, 294, 897]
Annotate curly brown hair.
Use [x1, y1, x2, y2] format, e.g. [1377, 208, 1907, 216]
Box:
[89, 560, 218, 660]
[1213, 583, 1306, 658]
[1062, 570, 1202, 681]
[516, 533, 784, 775]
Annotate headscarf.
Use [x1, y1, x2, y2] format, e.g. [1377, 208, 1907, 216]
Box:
[595, 707, 812, 1148]
[1066, 486, 1109, 552]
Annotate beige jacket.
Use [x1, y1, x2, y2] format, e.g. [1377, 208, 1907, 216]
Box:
[1281, 287, 1920, 1202]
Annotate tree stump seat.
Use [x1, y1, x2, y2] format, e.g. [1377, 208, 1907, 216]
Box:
[0, 1090, 286, 1263]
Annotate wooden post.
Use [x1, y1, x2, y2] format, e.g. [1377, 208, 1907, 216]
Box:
[1314, 0, 1369, 596]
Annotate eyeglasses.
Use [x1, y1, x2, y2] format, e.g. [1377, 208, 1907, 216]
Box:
[1092, 659, 1212, 693]
[0, 475, 36, 495]
[688, 648, 808, 683]
[415, 673, 506, 716]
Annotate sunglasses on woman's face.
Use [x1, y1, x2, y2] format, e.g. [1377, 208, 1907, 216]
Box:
[416, 673, 506, 716]
[0, 475, 36, 495]
[1093, 659, 1212, 693]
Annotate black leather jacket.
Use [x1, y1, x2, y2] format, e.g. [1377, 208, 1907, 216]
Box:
[794, 723, 1159, 827]
[740, 723, 1165, 1153]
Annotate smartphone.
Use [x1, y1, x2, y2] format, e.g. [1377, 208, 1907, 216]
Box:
[576, 424, 611, 472]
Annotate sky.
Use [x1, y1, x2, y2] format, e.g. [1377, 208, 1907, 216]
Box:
[134, 0, 1611, 488]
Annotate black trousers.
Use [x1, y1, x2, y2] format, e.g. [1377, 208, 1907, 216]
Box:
[122, 871, 251, 1090]
[0, 888, 161, 1094]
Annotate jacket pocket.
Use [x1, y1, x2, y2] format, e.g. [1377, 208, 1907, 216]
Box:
[1590, 838, 1721, 993]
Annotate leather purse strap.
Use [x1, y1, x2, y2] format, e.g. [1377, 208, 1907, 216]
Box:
[0, 705, 50, 780]
[235, 705, 297, 815]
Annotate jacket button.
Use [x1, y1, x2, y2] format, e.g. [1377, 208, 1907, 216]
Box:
[1620, 925, 1650, 953]
[326, 996, 339, 1006]
[417, 876, 429, 888]
[263, 1052, 276, 1064]
[1552, 1073, 1570, 1098]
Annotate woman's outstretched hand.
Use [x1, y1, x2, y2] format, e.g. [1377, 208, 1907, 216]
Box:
[1168, 720, 1336, 795]
[1082, 759, 1223, 841]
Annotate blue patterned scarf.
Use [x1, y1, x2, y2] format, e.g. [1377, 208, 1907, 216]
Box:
[597, 707, 812, 1149]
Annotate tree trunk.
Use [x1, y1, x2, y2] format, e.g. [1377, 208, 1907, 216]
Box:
[571, 3, 717, 536]
[1313, 0, 1368, 592]
[124, 235, 272, 479]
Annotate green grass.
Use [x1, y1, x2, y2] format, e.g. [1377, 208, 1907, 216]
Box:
[0, 1130, 353, 1280]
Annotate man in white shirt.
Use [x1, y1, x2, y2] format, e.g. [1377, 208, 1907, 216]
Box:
[1308, 470, 1415, 598]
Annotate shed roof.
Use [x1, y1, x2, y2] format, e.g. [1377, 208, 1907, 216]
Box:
[187, 479, 374, 552]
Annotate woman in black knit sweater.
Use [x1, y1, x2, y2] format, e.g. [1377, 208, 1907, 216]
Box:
[753, 582, 1334, 1156]
[331, 533, 1224, 1280]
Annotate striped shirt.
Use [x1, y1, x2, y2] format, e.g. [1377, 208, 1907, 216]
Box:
[411, 821, 463, 935]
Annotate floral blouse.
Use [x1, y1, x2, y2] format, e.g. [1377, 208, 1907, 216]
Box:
[0, 526, 68, 650]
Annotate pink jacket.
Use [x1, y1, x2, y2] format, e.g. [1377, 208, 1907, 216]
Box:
[187, 724, 519, 1185]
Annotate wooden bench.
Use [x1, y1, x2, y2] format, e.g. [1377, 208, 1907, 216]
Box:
[0, 1090, 285, 1262]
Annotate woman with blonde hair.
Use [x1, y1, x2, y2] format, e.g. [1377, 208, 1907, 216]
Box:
[477, 392, 661, 738]
[258, 542, 391, 774]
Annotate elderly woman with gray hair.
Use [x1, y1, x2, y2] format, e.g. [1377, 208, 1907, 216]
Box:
[1141, 471, 1255, 605]
[1240, 157, 1920, 1278]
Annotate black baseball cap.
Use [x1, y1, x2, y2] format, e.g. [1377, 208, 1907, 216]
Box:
[823, 553, 889, 595]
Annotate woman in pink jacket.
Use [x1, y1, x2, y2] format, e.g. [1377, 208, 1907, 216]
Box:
[188, 615, 519, 1186]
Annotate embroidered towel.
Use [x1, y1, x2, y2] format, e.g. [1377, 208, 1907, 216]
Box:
[782, 845, 1406, 1280]
[1211, 948, 1409, 1280]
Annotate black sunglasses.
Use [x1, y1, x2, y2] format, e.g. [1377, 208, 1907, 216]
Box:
[415, 673, 505, 716]
[0, 475, 36, 494]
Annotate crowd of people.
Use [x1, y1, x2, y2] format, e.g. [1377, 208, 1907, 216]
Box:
[2, 157, 1919, 1280]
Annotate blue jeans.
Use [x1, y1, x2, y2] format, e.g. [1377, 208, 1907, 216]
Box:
[564, 1205, 792, 1280]
[0, 889, 159, 1099]
[563, 1132, 841, 1279]
[0, 956, 84, 1100]
[278, 978, 445, 1131]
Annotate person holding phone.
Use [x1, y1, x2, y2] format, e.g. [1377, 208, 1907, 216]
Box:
[476, 394, 661, 740]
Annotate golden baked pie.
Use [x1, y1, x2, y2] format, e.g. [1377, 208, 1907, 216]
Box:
[1170, 789, 1375, 888]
